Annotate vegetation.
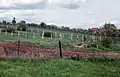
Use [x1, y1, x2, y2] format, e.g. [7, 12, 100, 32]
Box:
[0, 18, 120, 52]
[0, 59, 119, 77]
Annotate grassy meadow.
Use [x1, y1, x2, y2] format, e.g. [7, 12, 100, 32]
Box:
[0, 59, 119, 77]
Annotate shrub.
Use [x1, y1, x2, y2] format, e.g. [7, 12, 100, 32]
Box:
[87, 48, 103, 52]
[112, 47, 120, 51]
[89, 43, 97, 48]
[42, 32, 54, 38]
[1, 27, 15, 33]
[6, 27, 15, 33]
[101, 37, 112, 48]
[103, 48, 113, 51]
[17, 26, 27, 31]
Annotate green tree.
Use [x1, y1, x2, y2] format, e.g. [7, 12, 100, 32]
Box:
[17, 20, 27, 31]
[2, 20, 6, 25]
[100, 22, 117, 48]
[102, 22, 117, 36]
[12, 17, 16, 25]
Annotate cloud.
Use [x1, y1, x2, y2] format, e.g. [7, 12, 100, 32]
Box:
[0, 0, 120, 29]
[0, 0, 88, 10]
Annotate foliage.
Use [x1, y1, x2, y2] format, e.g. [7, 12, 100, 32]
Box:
[12, 17, 16, 25]
[0, 59, 119, 77]
[1, 27, 15, 33]
[43, 32, 54, 38]
[101, 37, 112, 48]
[6, 27, 16, 33]
[87, 48, 103, 52]
[17, 21, 27, 31]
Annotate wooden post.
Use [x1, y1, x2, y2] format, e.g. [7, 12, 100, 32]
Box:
[18, 31, 20, 37]
[37, 28, 39, 34]
[92, 35, 95, 42]
[100, 35, 102, 41]
[25, 31, 27, 38]
[11, 31, 14, 36]
[55, 32, 57, 38]
[0, 29, 1, 34]
[33, 33, 35, 38]
[51, 33, 53, 39]
[82, 35, 84, 41]
[42, 30, 44, 39]
[97, 45, 99, 49]
[70, 34, 73, 40]
[5, 30, 7, 36]
[59, 41, 62, 58]
[17, 40, 20, 57]
[62, 33, 64, 39]
[59, 34, 62, 40]
[77, 34, 79, 40]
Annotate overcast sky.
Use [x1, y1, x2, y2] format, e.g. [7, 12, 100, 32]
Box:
[0, 0, 120, 29]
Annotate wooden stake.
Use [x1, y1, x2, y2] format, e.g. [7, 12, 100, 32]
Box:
[42, 31, 44, 39]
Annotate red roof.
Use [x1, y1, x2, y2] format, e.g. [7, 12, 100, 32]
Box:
[91, 28, 99, 32]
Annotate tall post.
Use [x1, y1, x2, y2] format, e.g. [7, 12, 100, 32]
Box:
[77, 34, 79, 40]
[51, 33, 53, 39]
[42, 30, 44, 39]
[25, 31, 27, 38]
[11, 31, 14, 36]
[100, 35, 102, 41]
[70, 34, 73, 40]
[18, 31, 20, 39]
[17, 40, 20, 57]
[5, 30, 7, 36]
[55, 32, 57, 38]
[59, 41, 62, 58]
[59, 34, 62, 40]
[0, 29, 1, 34]
[33, 33, 35, 38]
[82, 34, 84, 41]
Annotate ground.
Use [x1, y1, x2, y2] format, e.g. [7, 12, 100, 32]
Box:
[0, 59, 119, 77]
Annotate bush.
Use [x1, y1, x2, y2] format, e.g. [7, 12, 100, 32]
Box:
[88, 43, 97, 48]
[87, 48, 103, 52]
[112, 47, 120, 51]
[101, 37, 112, 48]
[42, 32, 54, 38]
[6, 27, 15, 33]
[17, 26, 27, 31]
[103, 48, 113, 51]
[1, 27, 15, 33]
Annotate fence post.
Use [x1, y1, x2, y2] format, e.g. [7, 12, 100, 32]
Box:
[100, 35, 102, 41]
[11, 31, 14, 36]
[62, 33, 64, 39]
[42, 30, 44, 39]
[5, 30, 7, 36]
[70, 34, 73, 40]
[51, 33, 53, 39]
[82, 34, 84, 41]
[17, 40, 20, 57]
[59, 41, 63, 58]
[55, 32, 57, 38]
[0, 29, 1, 34]
[18, 31, 20, 38]
[77, 34, 79, 40]
[33, 33, 35, 38]
[59, 34, 62, 40]
[25, 31, 27, 38]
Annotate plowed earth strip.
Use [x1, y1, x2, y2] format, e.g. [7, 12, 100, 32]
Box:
[0, 42, 120, 58]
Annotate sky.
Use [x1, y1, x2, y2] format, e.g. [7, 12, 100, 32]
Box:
[0, 0, 120, 29]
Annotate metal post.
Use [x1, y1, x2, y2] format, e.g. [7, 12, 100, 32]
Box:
[59, 41, 63, 58]
[17, 40, 20, 57]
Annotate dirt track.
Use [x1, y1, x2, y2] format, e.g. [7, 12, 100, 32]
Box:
[0, 41, 120, 58]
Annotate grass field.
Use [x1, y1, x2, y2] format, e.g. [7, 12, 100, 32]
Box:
[0, 59, 119, 77]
